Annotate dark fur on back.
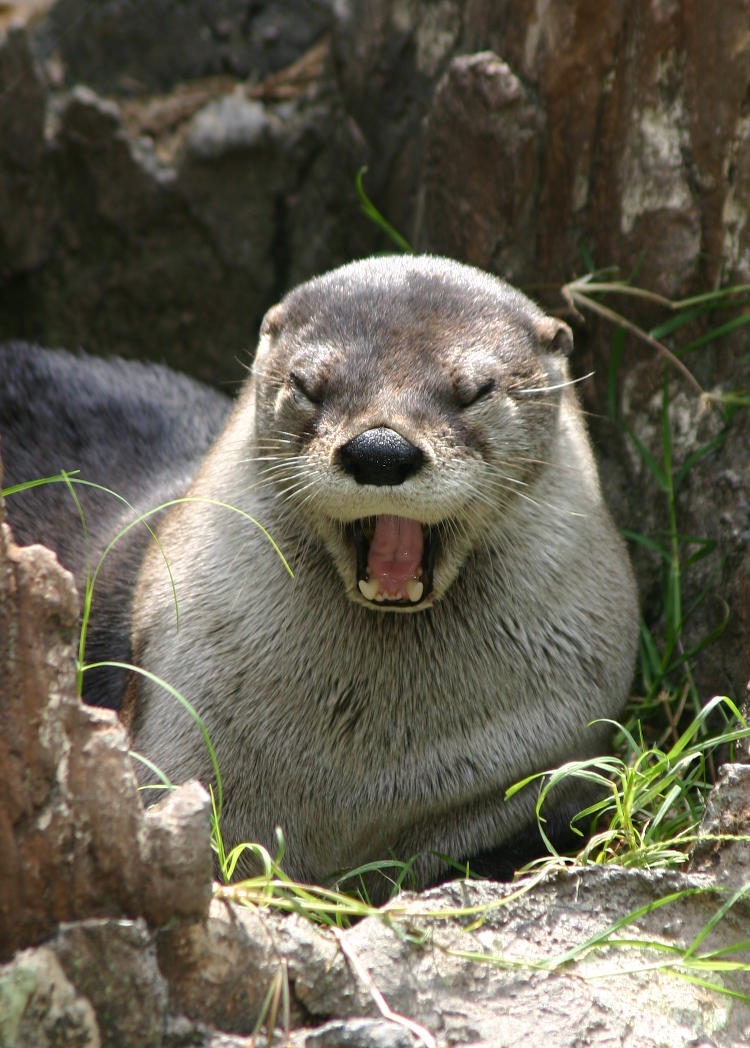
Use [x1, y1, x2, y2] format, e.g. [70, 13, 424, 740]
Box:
[0, 342, 230, 707]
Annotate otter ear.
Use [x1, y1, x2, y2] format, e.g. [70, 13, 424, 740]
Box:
[253, 302, 285, 375]
[534, 316, 573, 356]
[260, 302, 284, 339]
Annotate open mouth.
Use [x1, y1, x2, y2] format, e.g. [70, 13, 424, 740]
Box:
[349, 515, 436, 607]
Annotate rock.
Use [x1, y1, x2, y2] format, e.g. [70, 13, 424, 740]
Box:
[691, 763, 750, 886]
[286, 871, 750, 1047]
[418, 52, 543, 280]
[141, 782, 215, 927]
[0, 22, 374, 383]
[185, 93, 270, 159]
[32, 0, 338, 94]
[0, 461, 212, 963]
[0, 26, 55, 273]
[0, 947, 99, 1048]
[5, 867, 750, 1047]
[303, 1018, 418, 1048]
[52, 919, 168, 1048]
[157, 898, 330, 1033]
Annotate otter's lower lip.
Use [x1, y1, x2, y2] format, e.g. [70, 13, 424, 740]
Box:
[348, 516, 436, 606]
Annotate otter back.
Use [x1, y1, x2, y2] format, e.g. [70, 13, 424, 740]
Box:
[0, 342, 230, 707]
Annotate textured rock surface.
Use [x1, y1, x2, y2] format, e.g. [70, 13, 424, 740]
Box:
[0, 947, 100, 1048]
[35, 0, 337, 93]
[0, 462, 212, 962]
[0, 16, 374, 382]
[691, 762, 750, 886]
[420, 52, 543, 282]
[52, 919, 168, 1048]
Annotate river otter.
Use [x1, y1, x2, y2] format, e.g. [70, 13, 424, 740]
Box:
[0, 256, 638, 896]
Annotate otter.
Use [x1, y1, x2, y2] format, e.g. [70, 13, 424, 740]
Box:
[0, 256, 638, 897]
[0, 346, 231, 705]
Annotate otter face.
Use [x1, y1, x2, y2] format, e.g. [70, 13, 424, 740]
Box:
[251, 256, 572, 612]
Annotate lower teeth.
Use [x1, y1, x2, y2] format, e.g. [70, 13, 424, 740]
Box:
[405, 579, 424, 603]
[357, 578, 378, 601]
[357, 577, 424, 603]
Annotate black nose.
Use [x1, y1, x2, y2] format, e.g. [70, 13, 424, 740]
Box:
[338, 427, 424, 486]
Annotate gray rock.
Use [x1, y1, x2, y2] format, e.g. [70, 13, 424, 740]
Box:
[157, 899, 321, 1033]
[0, 948, 99, 1048]
[691, 763, 750, 886]
[141, 781, 214, 925]
[303, 1018, 419, 1048]
[52, 919, 168, 1048]
[185, 94, 270, 159]
[291, 871, 750, 1047]
[32, 0, 338, 93]
[160, 868, 750, 1048]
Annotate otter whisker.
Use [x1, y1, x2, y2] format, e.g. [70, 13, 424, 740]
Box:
[513, 371, 594, 395]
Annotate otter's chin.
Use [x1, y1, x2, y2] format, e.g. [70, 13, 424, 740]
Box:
[345, 515, 437, 610]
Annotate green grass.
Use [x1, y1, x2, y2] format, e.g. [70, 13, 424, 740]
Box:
[508, 695, 748, 872]
[355, 167, 414, 254]
[576, 273, 747, 732]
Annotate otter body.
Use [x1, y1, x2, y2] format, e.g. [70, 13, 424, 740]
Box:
[1, 257, 638, 895]
[131, 256, 638, 892]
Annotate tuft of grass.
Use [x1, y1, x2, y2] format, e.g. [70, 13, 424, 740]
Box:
[507, 695, 749, 872]
[562, 271, 750, 404]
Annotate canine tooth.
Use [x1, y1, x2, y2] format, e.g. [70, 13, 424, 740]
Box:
[358, 578, 378, 601]
[406, 579, 424, 603]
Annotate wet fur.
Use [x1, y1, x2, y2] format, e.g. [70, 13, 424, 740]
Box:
[0, 258, 639, 898]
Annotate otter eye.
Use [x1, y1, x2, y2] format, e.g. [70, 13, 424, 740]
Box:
[457, 378, 496, 408]
[289, 371, 321, 406]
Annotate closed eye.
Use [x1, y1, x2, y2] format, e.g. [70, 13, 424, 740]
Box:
[290, 371, 321, 405]
[459, 378, 496, 408]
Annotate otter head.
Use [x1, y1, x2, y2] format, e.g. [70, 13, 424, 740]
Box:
[251, 255, 573, 612]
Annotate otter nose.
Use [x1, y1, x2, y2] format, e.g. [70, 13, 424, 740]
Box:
[338, 427, 424, 486]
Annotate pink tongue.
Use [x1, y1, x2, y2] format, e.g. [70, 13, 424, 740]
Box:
[367, 515, 424, 599]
